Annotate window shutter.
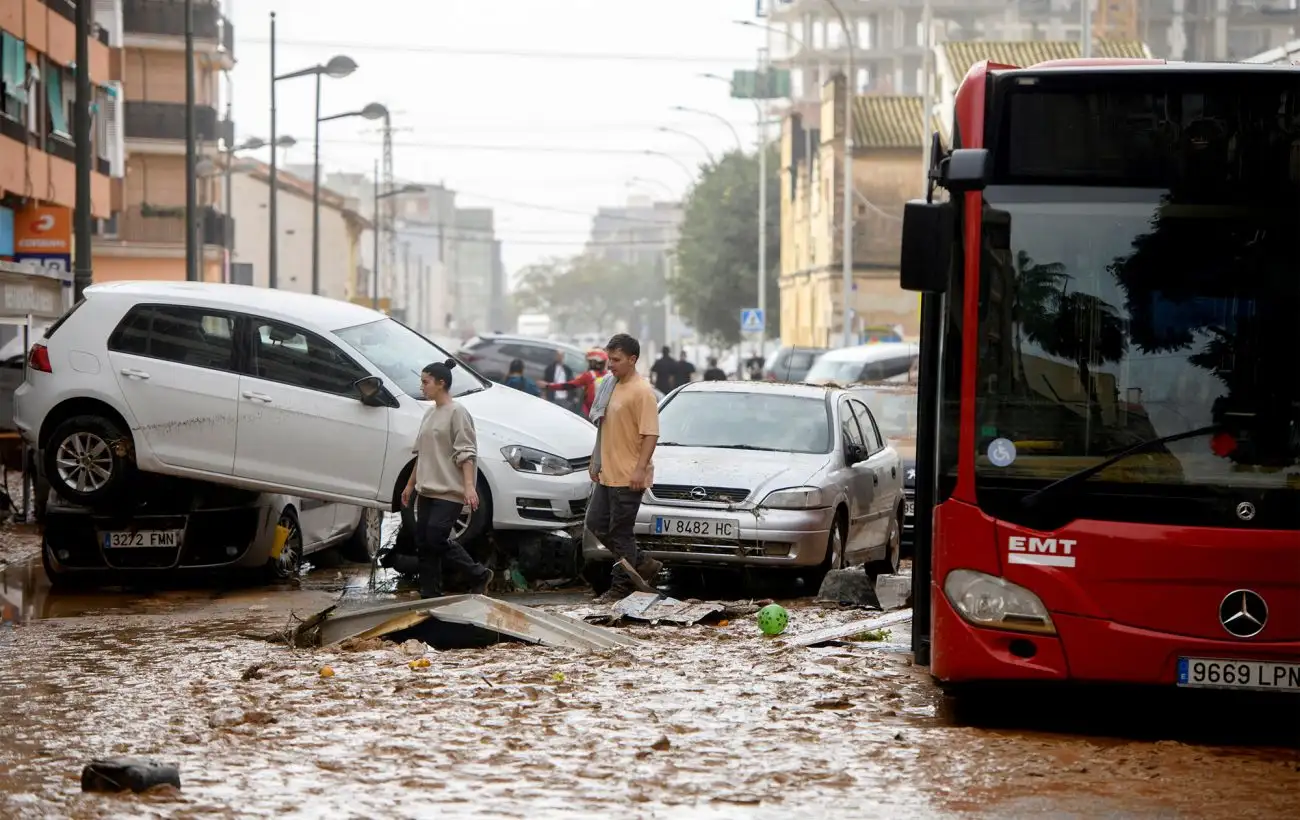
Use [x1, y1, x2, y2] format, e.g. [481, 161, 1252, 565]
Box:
[106, 81, 124, 177]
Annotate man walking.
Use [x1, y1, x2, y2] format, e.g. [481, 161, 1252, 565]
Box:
[650, 345, 677, 394]
[703, 357, 727, 381]
[585, 334, 661, 600]
[675, 350, 696, 386]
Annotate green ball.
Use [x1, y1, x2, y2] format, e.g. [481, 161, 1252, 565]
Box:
[757, 604, 789, 636]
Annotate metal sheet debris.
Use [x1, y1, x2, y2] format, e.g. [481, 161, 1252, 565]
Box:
[611, 592, 725, 625]
[785, 609, 914, 648]
[313, 594, 641, 650]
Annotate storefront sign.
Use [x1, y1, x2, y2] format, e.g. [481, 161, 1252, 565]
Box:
[14, 205, 72, 277]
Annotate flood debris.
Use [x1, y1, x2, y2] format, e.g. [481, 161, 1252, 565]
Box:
[81, 758, 181, 794]
[310, 594, 639, 651]
[609, 591, 724, 625]
[786, 609, 914, 648]
[815, 568, 882, 608]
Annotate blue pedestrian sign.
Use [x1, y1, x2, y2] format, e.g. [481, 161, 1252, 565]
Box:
[740, 308, 765, 334]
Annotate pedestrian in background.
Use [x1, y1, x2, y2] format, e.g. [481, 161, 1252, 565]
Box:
[650, 345, 677, 394]
[543, 349, 575, 410]
[675, 349, 696, 386]
[503, 358, 541, 396]
[585, 334, 661, 600]
[402, 360, 494, 599]
[703, 357, 727, 381]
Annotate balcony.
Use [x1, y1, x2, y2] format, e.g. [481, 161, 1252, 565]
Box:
[123, 0, 222, 41]
[124, 102, 230, 144]
[119, 205, 234, 248]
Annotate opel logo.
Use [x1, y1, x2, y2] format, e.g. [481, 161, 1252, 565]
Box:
[689, 486, 707, 501]
[1235, 502, 1256, 521]
[1219, 589, 1268, 639]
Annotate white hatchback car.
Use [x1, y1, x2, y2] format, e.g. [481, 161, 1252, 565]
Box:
[14, 282, 597, 545]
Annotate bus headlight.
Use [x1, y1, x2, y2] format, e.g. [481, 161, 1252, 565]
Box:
[943, 569, 1057, 635]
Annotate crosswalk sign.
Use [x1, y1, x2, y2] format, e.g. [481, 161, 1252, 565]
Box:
[740, 308, 765, 334]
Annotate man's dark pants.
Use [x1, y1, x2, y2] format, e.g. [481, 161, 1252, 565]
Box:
[585, 483, 643, 588]
[414, 495, 486, 597]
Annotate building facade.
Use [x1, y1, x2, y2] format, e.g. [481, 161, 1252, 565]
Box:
[93, 0, 234, 283]
[1, 0, 119, 276]
[229, 160, 366, 302]
[584, 196, 682, 343]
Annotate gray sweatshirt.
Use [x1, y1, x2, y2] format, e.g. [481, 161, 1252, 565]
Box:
[412, 402, 477, 502]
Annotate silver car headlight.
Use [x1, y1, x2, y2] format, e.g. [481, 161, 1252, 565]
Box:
[501, 445, 574, 476]
[760, 486, 832, 510]
[943, 569, 1057, 635]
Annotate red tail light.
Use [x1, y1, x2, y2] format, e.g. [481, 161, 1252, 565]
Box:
[460, 352, 478, 363]
[28, 343, 52, 373]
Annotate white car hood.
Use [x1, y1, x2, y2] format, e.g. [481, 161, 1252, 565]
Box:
[454, 384, 596, 460]
[651, 447, 829, 498]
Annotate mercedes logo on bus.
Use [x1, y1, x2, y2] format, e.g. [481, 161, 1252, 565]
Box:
[1219, 590, 1268, 639]
[689, 487, 708, 501]
[1235, 501, 1256, 521]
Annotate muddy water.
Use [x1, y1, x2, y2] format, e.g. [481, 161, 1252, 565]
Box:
[0, 560, 1297, 819]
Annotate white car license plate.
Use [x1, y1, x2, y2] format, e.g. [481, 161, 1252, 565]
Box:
[904, 500, 915, 517]
[1177, 657, 1300, 692]
[102, 529, 183, 549]
[653, 516, 739, 539]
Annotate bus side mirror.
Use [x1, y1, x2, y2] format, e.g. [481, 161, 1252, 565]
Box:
[900, 200, 952, 293]
[944, 148, 989, 193]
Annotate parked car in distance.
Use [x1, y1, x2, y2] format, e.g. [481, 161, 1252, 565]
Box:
[762, 345, 827, 383]
[849, 383, 918, 554]
[14, 282, 597, 547]
[582, 381, 905, 590]
[803, 342, 919, 386]
[458, 333, 592, 385]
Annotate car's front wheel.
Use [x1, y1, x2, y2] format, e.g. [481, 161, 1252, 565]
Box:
[43, 415, 135, 508]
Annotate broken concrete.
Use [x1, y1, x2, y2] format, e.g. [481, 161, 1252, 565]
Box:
[785, 609, 914, 648]
[816, 567, 883, 608]
[313, 594, 640, 651]
[874, 572, 913, 611]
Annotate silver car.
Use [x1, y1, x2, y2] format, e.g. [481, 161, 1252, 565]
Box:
[582, 381, 905, 579]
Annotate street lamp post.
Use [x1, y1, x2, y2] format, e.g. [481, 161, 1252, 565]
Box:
[657, 126, 716, 165]
[372, 169, 423, 311]
[644, 150, 696, 186]
[268, 28, 357, 290]
[825, 0, 857, 347]
[670, 106, 743, 152]
[313, 102, 387, 296]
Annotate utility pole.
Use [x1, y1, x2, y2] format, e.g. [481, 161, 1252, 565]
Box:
[371, 160, 380, 310]
[826, 0, 857, 348]
[757, 48, 768, 338]
[72, 0, 92, 299]
[402, 242, 411, 320]
[310, 71, 323, 295]
[920, 0, 934, 193]
[1083, 0, 1094, 58]
[268, 12, 279, 288]
[382, 114, 397, 307]
[184, 0, 197, 281]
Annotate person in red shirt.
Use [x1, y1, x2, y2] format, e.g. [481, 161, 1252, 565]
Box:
[540, 349, 610, 416]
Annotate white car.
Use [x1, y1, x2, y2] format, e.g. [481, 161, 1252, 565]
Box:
[14, 281, 597, 547]
[803, 341, 919, 385]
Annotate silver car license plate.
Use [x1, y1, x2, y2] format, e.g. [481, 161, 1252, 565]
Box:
[1177, 657, 1300, 692]
[653, 516, 739, 539]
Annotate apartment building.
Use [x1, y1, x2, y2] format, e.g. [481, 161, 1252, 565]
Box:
[93, 0, 234, 282]
[584, 196, 682, 343]
[451, 207, 503, 337]
[0, 0, 119, 275]
[229, 160, 367, 302]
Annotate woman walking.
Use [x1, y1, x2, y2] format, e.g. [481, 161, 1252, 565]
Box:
[401, 360, 494, 598]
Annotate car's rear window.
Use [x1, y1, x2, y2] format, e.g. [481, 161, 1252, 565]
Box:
[42, 298, 87, 340]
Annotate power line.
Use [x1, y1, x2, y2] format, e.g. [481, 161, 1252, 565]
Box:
[307, 136, 710, 158]
[241, 38, 751, 64]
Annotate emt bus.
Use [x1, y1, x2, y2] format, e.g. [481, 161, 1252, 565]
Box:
[901, 59, 1299, 694]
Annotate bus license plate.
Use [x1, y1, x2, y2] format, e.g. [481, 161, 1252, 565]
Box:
[1177, 657, 1300, 692]
[653, 516, 738, 540]
[103, 530, 183, 549]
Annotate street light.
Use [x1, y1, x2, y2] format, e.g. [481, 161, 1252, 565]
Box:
[268, 11, 357, 289]
[372, 167, 423, 310]
[313, 102, 388, 297]
[643, 150, 695, 185]
[657, 126, 715, 165]
[670, 106, 743, 152]
[823, 0, 858, 347]
[627, 176, 678, 199]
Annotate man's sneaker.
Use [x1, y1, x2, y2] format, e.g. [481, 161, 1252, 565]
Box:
[469, 568, 494, 595]
[634, 558, 663, 584]
[594, 586, 631, 605]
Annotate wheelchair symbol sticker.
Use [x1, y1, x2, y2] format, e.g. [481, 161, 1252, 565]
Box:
[987, 438, 1017, 467]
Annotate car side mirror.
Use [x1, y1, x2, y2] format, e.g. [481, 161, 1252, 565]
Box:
[354, 375, 390, 407]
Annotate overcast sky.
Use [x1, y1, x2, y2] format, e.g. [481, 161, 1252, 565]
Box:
[229, 0, 771, 279]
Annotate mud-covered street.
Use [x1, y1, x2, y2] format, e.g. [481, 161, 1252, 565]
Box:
[1, 528, 1297, 820]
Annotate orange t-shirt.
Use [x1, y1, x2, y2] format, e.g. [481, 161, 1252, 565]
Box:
[598, 373, 659, 487]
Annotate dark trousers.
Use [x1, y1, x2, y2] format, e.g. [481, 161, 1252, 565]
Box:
[585, 483, 643, 587]
[415, 496, 484, 597]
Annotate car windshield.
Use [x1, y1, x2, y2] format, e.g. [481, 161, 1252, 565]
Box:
[335, 318, 487, 399]
[804, 358, 866, 384]
[659, 391, 831, 454]
[853, 388, 918, 441]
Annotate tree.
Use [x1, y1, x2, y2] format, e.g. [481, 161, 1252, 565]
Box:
[670, 148, 780, 344]
[511, 254, 660, 335]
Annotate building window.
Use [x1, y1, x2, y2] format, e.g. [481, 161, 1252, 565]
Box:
[1, 31, 27, 121]
[46, 59, 70, 137]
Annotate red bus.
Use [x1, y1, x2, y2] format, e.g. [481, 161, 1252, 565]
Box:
[901, 59, 1299, 693]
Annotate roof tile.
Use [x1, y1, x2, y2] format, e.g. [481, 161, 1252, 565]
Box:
[941, 40, 1150, 81]
[851, 95, 930, 149]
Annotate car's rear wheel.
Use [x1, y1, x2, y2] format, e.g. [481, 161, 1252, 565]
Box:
[43, 415, 135, 508]
[342, 507, 384, 563]
[264, 509, 304, 583]
[866, 508, 903, 578]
